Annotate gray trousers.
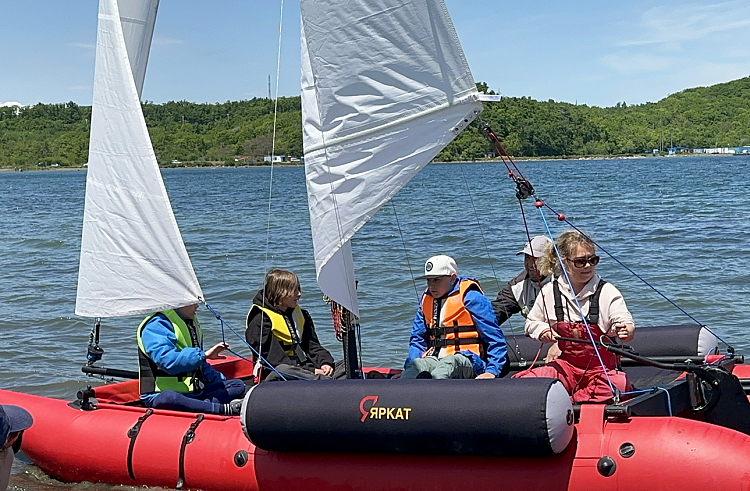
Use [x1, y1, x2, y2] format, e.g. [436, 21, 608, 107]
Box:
[264, 360, 347, 382]
[400, 354, 475, 379]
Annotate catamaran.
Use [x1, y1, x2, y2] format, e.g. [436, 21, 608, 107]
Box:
[2, 0, 750, 490]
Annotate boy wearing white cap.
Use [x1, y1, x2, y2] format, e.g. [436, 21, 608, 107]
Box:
[402, 255, 508, 379]
[492, 236, 552, 326]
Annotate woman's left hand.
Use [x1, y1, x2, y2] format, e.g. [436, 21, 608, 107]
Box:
[315, 364, 334, 376]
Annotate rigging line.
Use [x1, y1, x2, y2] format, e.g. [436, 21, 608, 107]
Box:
[479, 120, 528, 182]
[390, 201, 420, 302]
[517, 203, 556, 339]
[459, 163, 501, 293]
[458, 159, 526, 344]
[263, 0, 285, 288]
[538, 200, 731, 348]
[501, 198, 554, 349]
[204, 303, 288, 381]
[621, 387, 673, 416]
[507, 197, 535, 337]
[537, 209, 620, 401]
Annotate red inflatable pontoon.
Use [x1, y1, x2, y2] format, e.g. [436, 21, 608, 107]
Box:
[4, 350, 750, 491]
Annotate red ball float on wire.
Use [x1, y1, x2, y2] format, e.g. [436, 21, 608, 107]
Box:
[557, 214, 566, 221]
[534, 200, 543, 208]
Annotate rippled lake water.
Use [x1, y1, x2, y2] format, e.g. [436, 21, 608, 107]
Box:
[1, 155, 749, 488]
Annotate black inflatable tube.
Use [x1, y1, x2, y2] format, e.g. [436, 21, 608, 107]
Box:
[241, 378, 574, 457]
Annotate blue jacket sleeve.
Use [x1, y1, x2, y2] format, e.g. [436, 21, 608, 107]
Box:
[141, 315, 206, 375]
[405, 297, 429, 368]
[463, 289, 508, 377]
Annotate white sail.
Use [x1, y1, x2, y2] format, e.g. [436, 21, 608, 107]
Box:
[301, 0, 483, 316]
[76, 0, 202, 318]
[117, 0, 159, 98]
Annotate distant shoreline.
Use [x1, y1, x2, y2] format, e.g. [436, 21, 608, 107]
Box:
[2, 152, 737, 173]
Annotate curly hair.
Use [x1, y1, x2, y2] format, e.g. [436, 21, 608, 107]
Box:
[263, 269, 301, 308]
[537, 230, 595, 276]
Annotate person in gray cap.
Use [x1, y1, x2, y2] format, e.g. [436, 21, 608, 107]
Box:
[492, 235, 553, 327]
[402, 255, 508, 379]
[0, 404, 33, 491]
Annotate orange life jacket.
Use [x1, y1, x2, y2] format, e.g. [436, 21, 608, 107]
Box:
[421, 278, 486, 358]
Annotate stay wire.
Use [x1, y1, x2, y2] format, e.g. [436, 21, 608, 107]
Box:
[263, 0, 285, 284]
[505, 199, 556, 364]
[459, 164, 501, 293]
[537, 200, 730, 349]
[390, 201, 420, 303]
[480, 121, 530, 186]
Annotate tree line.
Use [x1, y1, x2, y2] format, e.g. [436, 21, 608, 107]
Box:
[2, 76, 750, 169]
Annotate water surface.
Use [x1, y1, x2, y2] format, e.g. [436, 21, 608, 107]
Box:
[1, 155, 748, 488]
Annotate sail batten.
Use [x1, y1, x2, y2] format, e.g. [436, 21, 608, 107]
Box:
[76, 0, 201, 318]
[301, 0, 483, 316]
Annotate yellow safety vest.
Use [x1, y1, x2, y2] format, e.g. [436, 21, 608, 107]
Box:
[249, 304, 306, 359]
[136, 310, 203, 395]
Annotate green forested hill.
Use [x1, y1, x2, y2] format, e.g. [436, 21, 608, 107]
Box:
[2, 76, 750, 169]
[442, 77, 750, 160]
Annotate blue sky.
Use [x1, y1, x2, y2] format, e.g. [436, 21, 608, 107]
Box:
[2, 0, 750, 108]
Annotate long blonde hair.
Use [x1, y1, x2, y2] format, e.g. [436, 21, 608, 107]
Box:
[263, 269, 301, 308]
[538, 230, 595, 276]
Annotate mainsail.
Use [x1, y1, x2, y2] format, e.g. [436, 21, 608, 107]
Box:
[76, 0, 202, 318]
[301, 0, 483, 316]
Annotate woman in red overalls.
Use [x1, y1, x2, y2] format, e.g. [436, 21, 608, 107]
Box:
[514, 230, 635, 403]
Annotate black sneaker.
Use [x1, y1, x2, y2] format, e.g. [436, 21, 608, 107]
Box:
[229, 398, 243, 416]
[222, 398, 243, 416]
[415, 371, 433, 379]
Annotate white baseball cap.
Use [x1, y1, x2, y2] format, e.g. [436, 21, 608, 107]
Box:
[416, 255, 458, 279]
[517, 236, 552, 258]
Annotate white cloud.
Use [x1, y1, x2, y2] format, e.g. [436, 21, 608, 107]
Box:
[1, 102, 22, 107]
[621, 1, 750, 47]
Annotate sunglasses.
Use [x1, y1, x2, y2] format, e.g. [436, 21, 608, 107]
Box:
[569, 255, 600, 268]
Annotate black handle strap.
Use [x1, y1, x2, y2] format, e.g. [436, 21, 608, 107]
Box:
[176, 414, 205, 490]
[126, 409, 154, 480]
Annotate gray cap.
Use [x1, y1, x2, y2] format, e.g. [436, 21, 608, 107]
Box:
[517, 236, 552, 258]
